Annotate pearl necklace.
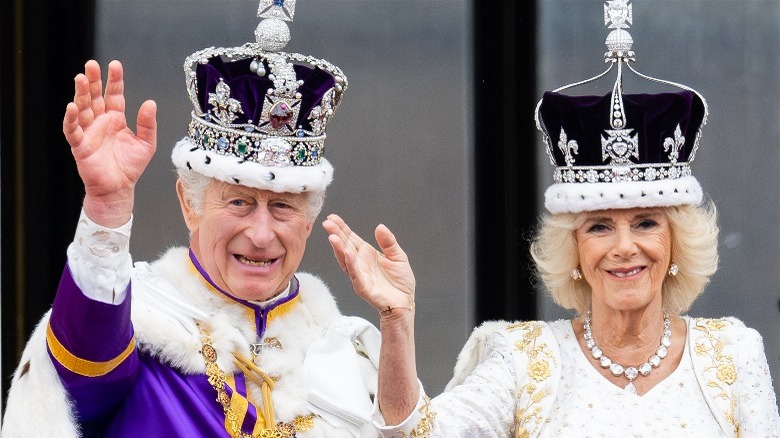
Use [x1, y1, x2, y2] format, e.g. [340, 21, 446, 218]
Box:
[583, 311, 672, 394]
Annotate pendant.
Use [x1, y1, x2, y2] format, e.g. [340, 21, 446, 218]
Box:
[624, 381, 637, 394]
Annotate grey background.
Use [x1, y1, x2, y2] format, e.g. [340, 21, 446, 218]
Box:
[95, 0, 473, 396]
[96, 0, 779, 402]
[538, 0, 780, 402]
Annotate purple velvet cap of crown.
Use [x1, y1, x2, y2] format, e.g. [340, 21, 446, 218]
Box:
[196, 56, 336, 129]
[539, 90, 705, 167]
[538, 90, 707, 214]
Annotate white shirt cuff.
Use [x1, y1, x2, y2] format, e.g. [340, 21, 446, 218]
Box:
[66, 209, 133, 304]
[372, 381, 434, 437]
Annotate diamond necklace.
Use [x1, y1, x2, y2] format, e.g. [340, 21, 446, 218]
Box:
[583, 311, 672, 394]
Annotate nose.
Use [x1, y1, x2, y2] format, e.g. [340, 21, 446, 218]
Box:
[246, 205, 276, 247]
[612, 224, 638, 259]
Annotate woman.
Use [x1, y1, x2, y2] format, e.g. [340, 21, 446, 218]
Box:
[322, 3, 780, 436]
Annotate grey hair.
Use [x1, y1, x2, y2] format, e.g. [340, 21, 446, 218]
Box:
[176, 167, 326, 222]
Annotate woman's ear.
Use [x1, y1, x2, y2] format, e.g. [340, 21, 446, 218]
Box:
[176, 179, 200, 232]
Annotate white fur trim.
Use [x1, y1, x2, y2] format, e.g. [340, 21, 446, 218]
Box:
[544, 175, 703, 214]
[3, 247, 378, 436]
[445, 320, 512, 391]
[1, 311, 80, 438]
[171, 137, 333, 193]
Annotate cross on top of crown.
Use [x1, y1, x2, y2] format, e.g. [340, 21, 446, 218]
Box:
[604, 0, 632, 30]
[258, 0, 296, 22]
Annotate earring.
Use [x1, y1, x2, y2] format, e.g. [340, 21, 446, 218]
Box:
[571, 267, 583, 281]
[668, 263, 679, 277]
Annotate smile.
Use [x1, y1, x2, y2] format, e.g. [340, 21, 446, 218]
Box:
[609, 267, 643, 278]
[236, 255, 275, 267]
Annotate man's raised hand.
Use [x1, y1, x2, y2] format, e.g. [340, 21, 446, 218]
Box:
[63, 60, 157, 228]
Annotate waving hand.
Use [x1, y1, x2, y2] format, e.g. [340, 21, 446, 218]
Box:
[323, 214, 415, 319]
[63, 60, 157, 228]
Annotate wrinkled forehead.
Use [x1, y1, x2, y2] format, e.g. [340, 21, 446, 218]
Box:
[209, 179, 310, 203]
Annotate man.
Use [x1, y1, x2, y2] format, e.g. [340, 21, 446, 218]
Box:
[2, 2, 380, 436]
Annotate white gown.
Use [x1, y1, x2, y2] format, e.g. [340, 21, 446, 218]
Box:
[373, 318, 780, 437]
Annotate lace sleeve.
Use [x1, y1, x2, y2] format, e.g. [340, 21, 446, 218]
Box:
[66, 208, 133, 304]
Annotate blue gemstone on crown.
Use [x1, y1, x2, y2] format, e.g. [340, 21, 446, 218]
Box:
[217, 137, 229, 152]
[274, 0, 284, 6]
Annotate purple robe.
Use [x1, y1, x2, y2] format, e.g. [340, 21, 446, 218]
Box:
[47, 262, 299, 437]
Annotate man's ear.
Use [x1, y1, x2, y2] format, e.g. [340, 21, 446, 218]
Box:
[176, 179, 200, 232]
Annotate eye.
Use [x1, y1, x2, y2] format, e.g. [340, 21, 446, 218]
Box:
[636, 219, 658, 229]
[270, 201, 293, 209]
[586, 223, 610, 233]
[229, 198, 250, 207]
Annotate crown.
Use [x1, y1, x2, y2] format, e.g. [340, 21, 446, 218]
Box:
[535, 0, 709, 214]
[171, 0, 347, 193]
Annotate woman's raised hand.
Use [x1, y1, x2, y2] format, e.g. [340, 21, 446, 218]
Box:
[63, 60, 157, 228]
[323, 214, 416, 319]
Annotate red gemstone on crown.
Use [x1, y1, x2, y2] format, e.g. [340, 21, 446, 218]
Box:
[269, 101, 294, 130]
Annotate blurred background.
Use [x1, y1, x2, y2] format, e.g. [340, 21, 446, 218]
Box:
[2, 0, 778, 414]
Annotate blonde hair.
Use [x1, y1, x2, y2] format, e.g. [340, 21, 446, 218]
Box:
[530, 203, 719, 316]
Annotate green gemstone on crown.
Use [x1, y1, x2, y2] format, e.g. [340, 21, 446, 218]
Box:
[237, 140, 248, 155]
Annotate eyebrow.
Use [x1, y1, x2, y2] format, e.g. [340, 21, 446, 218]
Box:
[584, 211, 663, 223]
[219, 186, 254, 199]
[633, 212, 663, 220]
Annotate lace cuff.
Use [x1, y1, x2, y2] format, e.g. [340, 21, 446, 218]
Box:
[66, 209, 133, 304]
[372, 381, 436, 437]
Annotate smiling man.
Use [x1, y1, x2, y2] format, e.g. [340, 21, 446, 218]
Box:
[2, 2, 381, 437]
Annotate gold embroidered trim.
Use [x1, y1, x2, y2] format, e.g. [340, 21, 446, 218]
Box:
[46, 323, 135, 377]
[507, 321, 556, 438]
[392, 395, 436, 438]
[692, 318, 740, 436]
[199, 329, 314, 437]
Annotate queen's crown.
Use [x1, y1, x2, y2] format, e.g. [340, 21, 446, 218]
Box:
[535, 0, 708, 186]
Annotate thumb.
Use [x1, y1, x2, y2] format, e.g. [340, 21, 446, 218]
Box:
[375, 224, 407, 262]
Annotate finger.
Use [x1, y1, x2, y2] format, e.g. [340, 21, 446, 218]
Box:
[375, 224, 409, 262]
[135, 100, 157, 150]
[340, 246, 371, 298]
[324, 214, 362, 252]
[328, 230, 366, 291]
[104, 60, 126, 114]
[331, 214, 372, 253]
[326, 233, 349, 273]
[324, 217, 359, 273]
[84, 60, 105, 116]
[73, 73, 94, 127]
[63, 102, 84, 147]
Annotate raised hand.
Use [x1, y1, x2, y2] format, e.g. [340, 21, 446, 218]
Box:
[63, 60, 157, 228]
[323, 214, 415, 319]
[324, 214, 421, 423]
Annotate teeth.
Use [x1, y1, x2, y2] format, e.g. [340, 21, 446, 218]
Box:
[237, 255, 272, 267]
[612, 267, 641, 277]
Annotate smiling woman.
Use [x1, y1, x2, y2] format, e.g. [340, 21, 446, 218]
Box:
[532, 204, 718, 316]
[575, 208, 674, 315]
[322, 1, 780, 435]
